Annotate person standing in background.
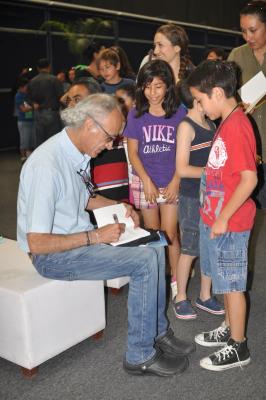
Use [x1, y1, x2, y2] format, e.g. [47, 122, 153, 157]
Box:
[153, 23, 193, 299]
[74, 41, 105, 82]
[206, 47, 227, 61]
[110, 46, 136, 80]
[56, 70, 71, 93]
[60, 78, 102, 109]
[84, 40, 105, 80]
[68, 67, 75, 83]
[28, 58, 63, 148]
[115, 83, 136, 205]
[153, 23, 194, 84]
[98, 48, 135, 94]
[90, 48, 135, 202]
[14, 76, 34, 161]
[228, 0, 266, 209]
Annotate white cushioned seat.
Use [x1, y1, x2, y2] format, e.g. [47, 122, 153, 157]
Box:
[0, 239, 105, 372]
[105, 277, 130, 289]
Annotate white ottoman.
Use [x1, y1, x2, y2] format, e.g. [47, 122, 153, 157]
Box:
[105, 277, 130, 294]
[0, 239, 105, 376]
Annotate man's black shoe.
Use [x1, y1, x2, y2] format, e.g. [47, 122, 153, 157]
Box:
[123, 349, 188, 377]
[155, 328, 196, 356]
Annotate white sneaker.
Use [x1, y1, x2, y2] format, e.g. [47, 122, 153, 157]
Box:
[195, 321, 230, 347]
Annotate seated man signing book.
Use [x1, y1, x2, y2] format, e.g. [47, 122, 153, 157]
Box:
[17, 93, 194, 377]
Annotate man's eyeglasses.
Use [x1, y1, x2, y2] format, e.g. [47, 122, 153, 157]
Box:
[77, 161, 96, 198]
[87, 114, 125, 143]
[93, 118, 117, 142]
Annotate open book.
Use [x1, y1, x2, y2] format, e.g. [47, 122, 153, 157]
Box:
[238, 71, 266, 114]
[93, 203, 150, 246]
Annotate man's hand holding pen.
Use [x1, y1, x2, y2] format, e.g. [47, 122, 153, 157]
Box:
[108, 214, 126, 242]
[93, 222, 125, 244]
[90, 203, 140, 244]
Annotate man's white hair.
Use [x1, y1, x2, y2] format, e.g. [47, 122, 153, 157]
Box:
[60, 93, 120, 128]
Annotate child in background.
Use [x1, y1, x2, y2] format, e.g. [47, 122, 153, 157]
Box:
[174, 81, 224, 319]
[98, 48, 135, 94]
[115, 83, 136, 205]
[90, 49, 135, 202]
[110, 46, 136, 80]
[90, 110, 129, 202]
[124, 59, 186, 289]
[15, 76, 34, 161]
[115, 83, 136, 113]
[187, 60, 257, 370]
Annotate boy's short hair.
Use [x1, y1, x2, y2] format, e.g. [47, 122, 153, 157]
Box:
[187, 60, 238, 98]
[177, 80, 194, 109]
[98, 48, 120, 67]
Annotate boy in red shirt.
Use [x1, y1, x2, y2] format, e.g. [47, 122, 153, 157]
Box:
[187, 60, 258, 371]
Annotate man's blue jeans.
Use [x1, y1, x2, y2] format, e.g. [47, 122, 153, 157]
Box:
[32, 244, 168, 364]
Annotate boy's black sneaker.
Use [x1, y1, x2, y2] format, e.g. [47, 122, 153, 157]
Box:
[200, 338, 251, 371]
[195, 321, 230, 347]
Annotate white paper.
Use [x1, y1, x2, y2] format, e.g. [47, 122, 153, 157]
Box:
[238, 71, 266, 105]
[93, 203, 150, 246]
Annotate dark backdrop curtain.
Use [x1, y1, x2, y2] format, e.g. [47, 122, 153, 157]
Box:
[58, 0, 247, 30]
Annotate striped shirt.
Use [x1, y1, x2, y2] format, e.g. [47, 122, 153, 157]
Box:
[90, 137, 129, 202]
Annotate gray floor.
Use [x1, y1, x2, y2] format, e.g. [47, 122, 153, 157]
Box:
[1, 150, 266, 400]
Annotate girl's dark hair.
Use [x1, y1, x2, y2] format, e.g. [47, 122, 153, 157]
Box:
[156, 23, 194, 80]
[135, 59, 178, 118]
[240, 1, 266, 23]
[177, 80, 194, 109]
[187, 60, 238, 98]
[110, 46, 136, 79]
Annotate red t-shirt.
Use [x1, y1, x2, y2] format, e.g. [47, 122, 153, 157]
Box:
[200, 109, 257, 232]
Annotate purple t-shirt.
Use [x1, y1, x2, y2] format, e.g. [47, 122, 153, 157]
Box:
[124, 106, 186, 187]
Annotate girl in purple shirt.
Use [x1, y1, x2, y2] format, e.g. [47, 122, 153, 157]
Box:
[124, 59, 186, 286]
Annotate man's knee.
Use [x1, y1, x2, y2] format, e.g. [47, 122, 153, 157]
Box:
[133, 247, 159, 276]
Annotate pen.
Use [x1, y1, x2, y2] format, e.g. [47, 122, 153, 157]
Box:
[113, 213, 119, 224]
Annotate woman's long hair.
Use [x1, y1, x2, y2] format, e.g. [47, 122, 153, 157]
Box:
[156, 23, 194, 80]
